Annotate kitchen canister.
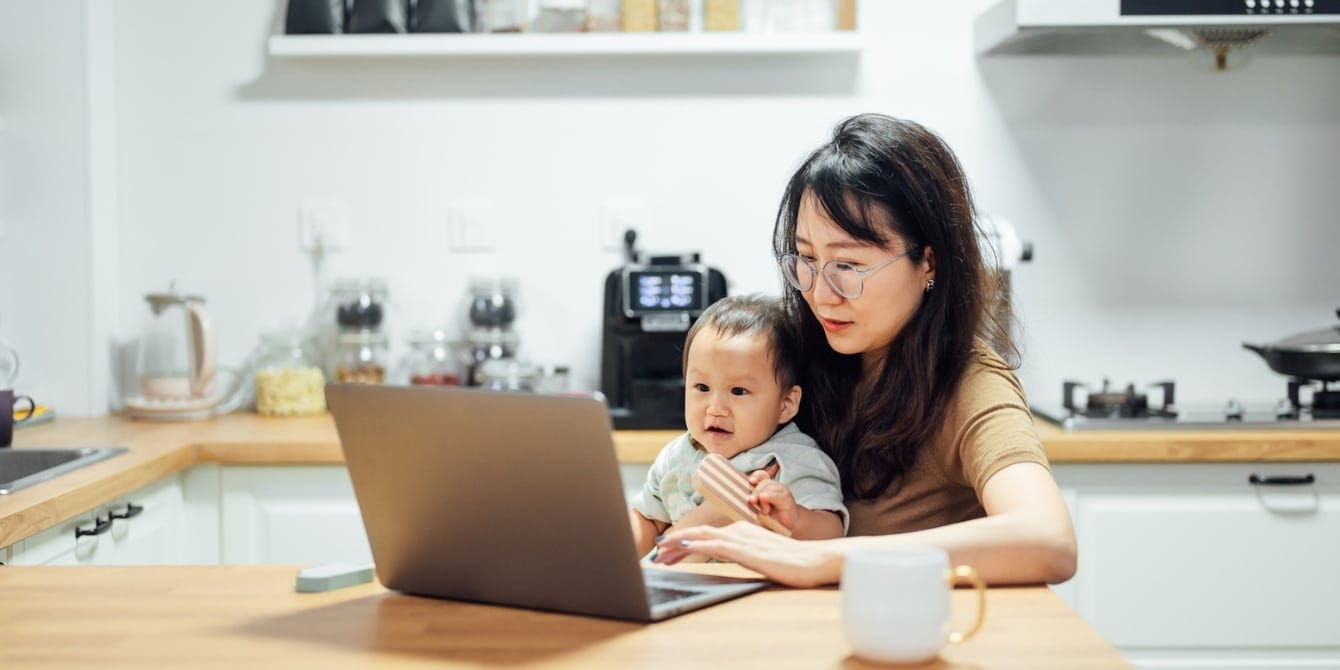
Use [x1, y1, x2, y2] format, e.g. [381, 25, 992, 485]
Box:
[254, 330, 327, 416]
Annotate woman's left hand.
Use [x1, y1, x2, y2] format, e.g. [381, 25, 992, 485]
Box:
[651, 521, 842, 588]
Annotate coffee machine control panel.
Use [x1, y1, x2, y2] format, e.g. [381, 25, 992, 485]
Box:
[620, 264, 711, 330]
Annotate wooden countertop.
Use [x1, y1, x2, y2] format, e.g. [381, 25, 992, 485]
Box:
[3, 412, 1338, 549]
[0, 564, 1131, 669]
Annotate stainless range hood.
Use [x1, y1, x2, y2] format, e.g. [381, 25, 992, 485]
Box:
[976, 0, 1340, 64]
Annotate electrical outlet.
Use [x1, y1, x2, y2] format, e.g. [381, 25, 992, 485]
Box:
[448, 201, 495, 252]
[599, 200, 645, 252]
[298, 200, 350, 252]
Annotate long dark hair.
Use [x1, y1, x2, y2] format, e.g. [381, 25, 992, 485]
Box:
[772, 114, 1018, 501]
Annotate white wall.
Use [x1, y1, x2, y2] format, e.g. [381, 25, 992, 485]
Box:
[7, 0, 1340, 415]
[0, 0, 117, 415]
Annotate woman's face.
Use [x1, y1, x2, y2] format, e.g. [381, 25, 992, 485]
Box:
[793, 191, 934, 369]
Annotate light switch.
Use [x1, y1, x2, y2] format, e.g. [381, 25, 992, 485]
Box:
[448, 202, 495, 252]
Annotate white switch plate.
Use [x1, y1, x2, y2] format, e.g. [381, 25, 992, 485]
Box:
[599, 200, 646, 252]
[448, 201, 495, 252]
[298, 200, 350, 252]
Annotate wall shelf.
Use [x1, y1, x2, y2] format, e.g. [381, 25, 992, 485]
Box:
[267, 32, 863, 58]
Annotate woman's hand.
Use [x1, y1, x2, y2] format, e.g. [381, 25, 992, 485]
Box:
[651, 521, 842, 588]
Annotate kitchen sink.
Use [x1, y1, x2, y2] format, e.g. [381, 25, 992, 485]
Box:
[0, 447, 129, 495]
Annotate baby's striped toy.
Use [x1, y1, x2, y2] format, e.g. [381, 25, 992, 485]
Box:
[692, 453, 792, 537]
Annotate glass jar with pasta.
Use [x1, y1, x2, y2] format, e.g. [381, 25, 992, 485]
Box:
[254, 330, 327, 416]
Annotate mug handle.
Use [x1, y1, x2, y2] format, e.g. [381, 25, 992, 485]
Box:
[945, 565, 987, 644]
[13, 395, 36, 423]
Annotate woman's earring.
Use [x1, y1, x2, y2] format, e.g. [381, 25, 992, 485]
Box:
[925, 279, 935, 293]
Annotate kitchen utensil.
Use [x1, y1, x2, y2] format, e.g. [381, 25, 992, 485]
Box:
[1243, 309, 1340, 382]
[0, 388, 36, 447]
[124, 286, 249, 421]
[841, 546, 986, 665]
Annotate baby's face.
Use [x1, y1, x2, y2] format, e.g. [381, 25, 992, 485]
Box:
[684, 327, 799, 459]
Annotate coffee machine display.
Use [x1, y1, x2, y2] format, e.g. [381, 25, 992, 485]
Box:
[601, 230, 727, 429]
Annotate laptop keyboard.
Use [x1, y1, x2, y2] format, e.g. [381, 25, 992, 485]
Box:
[647, 585, 703, 605]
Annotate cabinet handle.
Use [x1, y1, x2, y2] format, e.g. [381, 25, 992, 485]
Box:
[74, 516, 112, 538]
[109, 502, 143, 520]
[1248, 473, 1315, 486]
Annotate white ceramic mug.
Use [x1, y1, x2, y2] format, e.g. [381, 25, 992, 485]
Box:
[841, 546, 986, 665]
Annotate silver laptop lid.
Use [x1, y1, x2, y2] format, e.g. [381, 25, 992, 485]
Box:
[327, 383, 654, 621]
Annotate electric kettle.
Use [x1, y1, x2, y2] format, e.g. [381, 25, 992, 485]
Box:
[124, 287, 248, 421]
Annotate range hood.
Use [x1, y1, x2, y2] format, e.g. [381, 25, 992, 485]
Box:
[976, 0, 1340, 66]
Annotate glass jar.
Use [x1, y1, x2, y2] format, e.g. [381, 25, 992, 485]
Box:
[463, 326, 520, 385]
[466, 276, 519, 329]
[330, 277, 389, 329]
[530, 0, 587, 32]
[405, 329, 463, 386]
[586, 0, 620, 31]
[254, 330, 326, 416]
[480, 0, 526, 32]
[657, 0, 689, 31]
[333, 329, 390, 384]
[478, 358, 541, 392]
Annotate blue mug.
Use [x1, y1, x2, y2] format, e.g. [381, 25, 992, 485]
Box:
[1, 388, 36, 448]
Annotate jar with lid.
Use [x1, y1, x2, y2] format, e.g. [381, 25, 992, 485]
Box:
[478, 358, 541, 393]
[404, 329, 463, 386]
[330, 277, 389, 330]
[463, 326, 520, 385]
[254, 330, 327, 416]
[333, 329, 390, 384]
[467, 277, 519, 328]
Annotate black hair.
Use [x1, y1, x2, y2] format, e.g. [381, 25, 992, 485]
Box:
[772, 113, 1018, 500]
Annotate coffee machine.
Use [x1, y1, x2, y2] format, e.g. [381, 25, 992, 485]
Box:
[601, 231, 727, 429]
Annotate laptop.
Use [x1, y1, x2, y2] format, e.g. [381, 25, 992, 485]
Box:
[325, 383, 767, 622]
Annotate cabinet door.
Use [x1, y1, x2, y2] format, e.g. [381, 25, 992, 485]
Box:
[7, 475, 186, 566]
[6, 511, 107, 565]
[1057, 464, 1340, 654]
[99, 474, 187, 564]
[220, 466, 372, 565]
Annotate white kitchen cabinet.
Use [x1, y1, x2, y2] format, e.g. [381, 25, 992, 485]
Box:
[1053, 463, 1340, 670]
[218, 465, 372, 565]
[6, 474, 187, 566]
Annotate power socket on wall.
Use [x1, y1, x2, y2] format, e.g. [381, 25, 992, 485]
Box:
[447, 201, 495, 252]
[298, 200, 350, 252]
[599, 200, 646, 252]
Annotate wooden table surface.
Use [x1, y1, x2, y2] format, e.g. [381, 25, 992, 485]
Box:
[0, 564, 1131, 669]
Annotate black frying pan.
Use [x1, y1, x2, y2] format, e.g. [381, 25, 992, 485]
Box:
[1243, 309, 1340, 382]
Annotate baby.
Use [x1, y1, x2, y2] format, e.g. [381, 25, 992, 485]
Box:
[628, 294, 847, 557]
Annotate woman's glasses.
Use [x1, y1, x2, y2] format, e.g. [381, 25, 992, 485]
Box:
[777, 252, 907, 300]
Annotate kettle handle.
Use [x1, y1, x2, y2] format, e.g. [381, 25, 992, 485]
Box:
[187, 301, 217, 398]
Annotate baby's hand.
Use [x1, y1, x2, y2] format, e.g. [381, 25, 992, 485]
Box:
[748, 469, 798, 531]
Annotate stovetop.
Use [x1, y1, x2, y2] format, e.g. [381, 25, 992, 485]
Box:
[1035, 378, 1340, 432]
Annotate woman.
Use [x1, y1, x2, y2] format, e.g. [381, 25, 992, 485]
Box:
[654, 114, 1077, 587]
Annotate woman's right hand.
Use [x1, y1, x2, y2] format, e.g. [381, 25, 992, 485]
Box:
[652, 521, 843, 588]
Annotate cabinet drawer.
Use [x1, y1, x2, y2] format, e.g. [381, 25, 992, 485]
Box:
[1060, 464, 1340, 649]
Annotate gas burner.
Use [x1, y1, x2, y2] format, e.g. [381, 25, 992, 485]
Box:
[1286, 379, 1340, 419]
[1063, 379, 1176, 420]
[1036, 375, 1340, 431]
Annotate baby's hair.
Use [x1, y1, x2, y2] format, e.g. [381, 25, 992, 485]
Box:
[682, 294, 799, 391]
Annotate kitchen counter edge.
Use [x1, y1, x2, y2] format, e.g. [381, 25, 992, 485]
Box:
[3, 413, 1338, 549]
